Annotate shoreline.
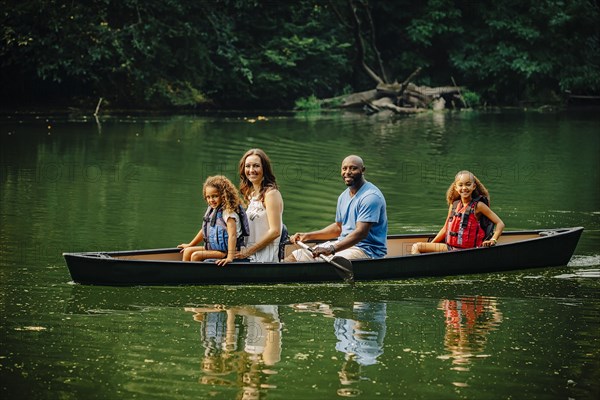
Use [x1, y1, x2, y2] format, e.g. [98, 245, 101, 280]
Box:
[2, 103, 599, 118]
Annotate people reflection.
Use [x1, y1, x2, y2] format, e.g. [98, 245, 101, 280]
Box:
[185, 304, 282, 399]
[292, 301, 386, 397]
[439, 296, 503, 369]
[334, 302, 386, 366]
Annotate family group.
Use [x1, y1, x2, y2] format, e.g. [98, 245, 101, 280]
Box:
[178, 149, 505, 265]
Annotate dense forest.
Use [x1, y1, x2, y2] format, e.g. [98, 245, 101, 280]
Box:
[1, 0, 599, 110]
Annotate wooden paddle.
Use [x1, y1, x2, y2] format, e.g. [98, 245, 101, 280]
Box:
[296, 241, 354, 284]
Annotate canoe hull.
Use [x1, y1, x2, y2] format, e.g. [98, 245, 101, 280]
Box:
[63, 227, 583, 286]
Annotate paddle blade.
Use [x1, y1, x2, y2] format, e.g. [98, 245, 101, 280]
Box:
[330, 256, 354, 284]
[297, 241, 354, 284]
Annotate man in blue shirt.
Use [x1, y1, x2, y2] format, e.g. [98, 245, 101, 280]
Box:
[286, 155, 388, 261]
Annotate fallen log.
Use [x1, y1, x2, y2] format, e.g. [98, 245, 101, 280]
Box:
[318, 89, 378, 109]
[409, 84, 462, 97]
[370, 97, 426, 113]
[318, 67, 465, 114]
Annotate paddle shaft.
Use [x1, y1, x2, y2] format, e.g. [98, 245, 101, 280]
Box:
[296, 241, 353, 275]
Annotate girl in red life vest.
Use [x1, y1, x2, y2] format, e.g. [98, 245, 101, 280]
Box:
[178, 175, 245, 265]
[411, 170, 505, 254]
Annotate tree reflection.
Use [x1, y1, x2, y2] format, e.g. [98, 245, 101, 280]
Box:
[185, 305, 281, 399]
[438, 296, 503, 370]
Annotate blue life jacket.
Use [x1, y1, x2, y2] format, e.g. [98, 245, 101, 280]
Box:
[202, 205, 250, 252]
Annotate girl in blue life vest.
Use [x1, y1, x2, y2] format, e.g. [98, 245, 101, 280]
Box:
[411, 170, 505, 254]
[178, 175, 248, 266]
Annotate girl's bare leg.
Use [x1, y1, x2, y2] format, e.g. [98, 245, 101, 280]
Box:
[190, 249, 227, 262]
[182, 246, 205, 261]
[411, 242, 449, 254]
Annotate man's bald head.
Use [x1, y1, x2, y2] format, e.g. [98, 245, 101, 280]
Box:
[342, 155, 364, 168]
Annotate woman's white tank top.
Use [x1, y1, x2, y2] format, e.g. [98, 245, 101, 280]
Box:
[245, 195, 281, 262]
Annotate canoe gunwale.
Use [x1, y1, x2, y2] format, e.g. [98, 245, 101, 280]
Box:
[62, 227, 584, 285]
[62, 227, 582, 263]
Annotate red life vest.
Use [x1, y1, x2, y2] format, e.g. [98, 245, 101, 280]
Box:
[445, 200, 485, 248]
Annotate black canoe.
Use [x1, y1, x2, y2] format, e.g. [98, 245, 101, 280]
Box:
[63, 227, 583, 286]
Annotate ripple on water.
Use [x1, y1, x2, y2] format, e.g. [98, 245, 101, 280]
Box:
[553, 268, 600, 279]
[568, 255, 600, 267]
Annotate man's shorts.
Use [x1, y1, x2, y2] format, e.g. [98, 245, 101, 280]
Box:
[291, 241, 368, 262]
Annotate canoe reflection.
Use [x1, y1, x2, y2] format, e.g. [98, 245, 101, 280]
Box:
[185, 305, 281, 398]
[438, 296, 503, 369]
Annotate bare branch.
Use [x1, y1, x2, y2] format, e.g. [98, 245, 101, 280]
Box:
[347, 0, 384, 85]
[361, 0, 388, 83]
[328, 0, 352, 29]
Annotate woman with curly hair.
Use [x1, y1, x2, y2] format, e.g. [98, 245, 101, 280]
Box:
[178, 175, 246, 265]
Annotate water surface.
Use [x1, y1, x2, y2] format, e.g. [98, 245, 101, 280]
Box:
[1, 110, 599, 399]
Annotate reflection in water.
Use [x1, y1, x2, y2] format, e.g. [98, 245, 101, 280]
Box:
[438, 296, 503, 371]
[334, 303, 387, 366]
[292, 302, 386, 398]
[335, 302, 386, 398]
[185, 305, 281, 399]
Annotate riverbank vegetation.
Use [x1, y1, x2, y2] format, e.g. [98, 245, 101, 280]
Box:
[1, 0, 599, 111]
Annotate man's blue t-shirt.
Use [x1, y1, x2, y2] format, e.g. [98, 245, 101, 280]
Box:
[336, 181, 388, 258]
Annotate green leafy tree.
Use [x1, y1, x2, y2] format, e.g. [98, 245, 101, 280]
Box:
[2, 0, 221, 106]
[447, 0, 599, 103]
[1, 0, 598, 108]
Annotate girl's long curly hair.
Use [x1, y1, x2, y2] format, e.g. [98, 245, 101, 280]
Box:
[238, 148, 279, 202]
[202, 175, 242, 213]
[445, 170, 490, 206]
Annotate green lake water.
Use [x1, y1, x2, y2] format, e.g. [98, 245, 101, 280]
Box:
[1, 110, 599, 399]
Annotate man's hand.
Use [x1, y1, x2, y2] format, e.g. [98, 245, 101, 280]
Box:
[312, 244, 335, 258]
